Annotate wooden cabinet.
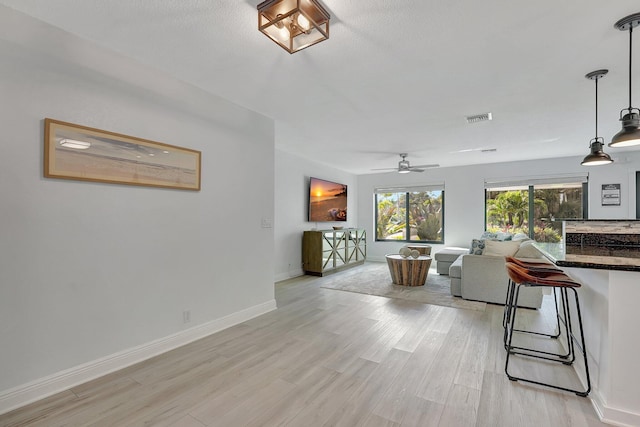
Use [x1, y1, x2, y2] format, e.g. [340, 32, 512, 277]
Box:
[302, 229, 366, 276]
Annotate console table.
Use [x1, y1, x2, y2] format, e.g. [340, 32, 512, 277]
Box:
[302, 229, 366, 276]
[385, 254, 432, 286]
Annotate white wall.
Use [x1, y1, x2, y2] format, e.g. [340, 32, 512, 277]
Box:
[0, 7, 275, 406]
[274, 150, 357, 281]
[587, 156, 639, 219]
[358, 153, 640, 261]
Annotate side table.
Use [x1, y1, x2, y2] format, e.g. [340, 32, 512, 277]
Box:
[385, 254, 432, 286]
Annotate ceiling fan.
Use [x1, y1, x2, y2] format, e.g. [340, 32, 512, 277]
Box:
[372, 153, 439, 174]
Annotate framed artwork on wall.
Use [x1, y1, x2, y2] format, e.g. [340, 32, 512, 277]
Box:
[44, 118, 201, 190]
[601, 183, 621, 206]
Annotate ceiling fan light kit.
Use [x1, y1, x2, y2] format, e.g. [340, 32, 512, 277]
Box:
[257, 0, 330, 54]
[609, 13, 640, 148]
[581, 70, 614, 166]
[371, 153, 439, 174]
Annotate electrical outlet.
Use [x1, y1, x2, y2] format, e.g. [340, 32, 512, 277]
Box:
[183, 310, 191, 323]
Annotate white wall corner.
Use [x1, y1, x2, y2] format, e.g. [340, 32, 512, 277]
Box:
[0, 299, 277, 416]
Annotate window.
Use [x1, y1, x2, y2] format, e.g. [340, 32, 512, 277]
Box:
[375, 186, 444, 243]
[485, 175, 587, 243]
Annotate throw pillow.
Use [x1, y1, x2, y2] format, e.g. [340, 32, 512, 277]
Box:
[514, 241, 543, 259]
[496, 232, 513, 241]
[482, 240, 521, 257]
[469, 239, 486, 255]
[512, 233, 530, 241]
[480, 231, 498, 240]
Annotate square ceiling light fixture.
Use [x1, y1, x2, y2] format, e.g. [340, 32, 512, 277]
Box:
[257, 0, 330, 54]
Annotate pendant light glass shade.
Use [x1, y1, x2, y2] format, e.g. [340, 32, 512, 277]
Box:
[582, 70, 613, 166]
[610, 13, 640, 147]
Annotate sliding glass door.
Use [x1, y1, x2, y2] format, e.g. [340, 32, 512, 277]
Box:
[485, 178, 586, 242]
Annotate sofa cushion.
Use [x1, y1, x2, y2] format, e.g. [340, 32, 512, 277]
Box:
[435, 247, 468, 262]
[482, 240, 521, 257]
[469, 239, 486, 255]
[514, 240, 543, 259]
[497, 232, 513, 241]
[481, 231, 513, 241]
[449, 256, 463, 279]
[480, 231, 498, 240]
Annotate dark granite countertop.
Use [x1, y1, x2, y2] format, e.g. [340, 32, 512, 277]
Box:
[534, 242, 640, 272]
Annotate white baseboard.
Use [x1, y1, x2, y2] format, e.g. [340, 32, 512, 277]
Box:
[590, 389, 640, 427]
[0, 299, 277, 416]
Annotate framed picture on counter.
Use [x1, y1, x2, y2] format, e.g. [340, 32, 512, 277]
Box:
[601, 183, 621, 206]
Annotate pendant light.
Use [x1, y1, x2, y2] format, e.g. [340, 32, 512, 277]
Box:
[609, 13, 640, 147]
[582, 70, 614, 166]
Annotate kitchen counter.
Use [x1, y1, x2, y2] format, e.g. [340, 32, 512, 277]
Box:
[535, 242, 640, 271]
[531, 220, 640, 425]
[535, 219, 640, 271]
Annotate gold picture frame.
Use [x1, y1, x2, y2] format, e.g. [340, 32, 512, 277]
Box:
[44, 118, 201, 191]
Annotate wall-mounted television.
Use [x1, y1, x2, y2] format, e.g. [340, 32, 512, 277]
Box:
[308, 177, 347, 222]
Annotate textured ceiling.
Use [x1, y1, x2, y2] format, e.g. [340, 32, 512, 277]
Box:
[1, 0, 639, 174]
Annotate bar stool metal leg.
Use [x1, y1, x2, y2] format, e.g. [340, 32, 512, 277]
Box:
[503, 277, 564, 354]
[504, 278, 591, 397]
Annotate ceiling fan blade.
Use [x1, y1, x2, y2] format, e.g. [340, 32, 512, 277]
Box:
[409, 168, 425, 173]
[410, 164, 440, 169]
[371, 167, 399, 171]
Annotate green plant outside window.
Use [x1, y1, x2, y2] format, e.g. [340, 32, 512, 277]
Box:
[485, 182, 585, 242]
[375, 190, 444, 243]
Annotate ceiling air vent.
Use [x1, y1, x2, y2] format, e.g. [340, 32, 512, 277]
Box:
[466, 112, 492, 124]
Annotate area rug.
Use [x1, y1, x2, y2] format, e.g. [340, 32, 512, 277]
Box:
[318, 262, 486, 312]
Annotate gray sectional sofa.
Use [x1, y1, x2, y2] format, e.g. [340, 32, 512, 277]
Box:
[445, 239, 547, 308]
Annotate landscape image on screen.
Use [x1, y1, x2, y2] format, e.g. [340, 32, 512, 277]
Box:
[309, 177, 347, 222]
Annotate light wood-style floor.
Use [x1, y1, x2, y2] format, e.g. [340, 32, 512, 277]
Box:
[1, 266, 607, 426]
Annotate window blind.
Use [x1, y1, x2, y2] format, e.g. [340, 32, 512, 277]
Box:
[374, 183, 445, 194]
[484, 173, 588, 189]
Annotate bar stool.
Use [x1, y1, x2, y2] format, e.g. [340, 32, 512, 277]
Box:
[502, 257, 567, 347]
[503, 259, 577, 362]
[504, 262, 575, 360]
[504, 262, 591, 397]
[504, 261, 583, 360]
